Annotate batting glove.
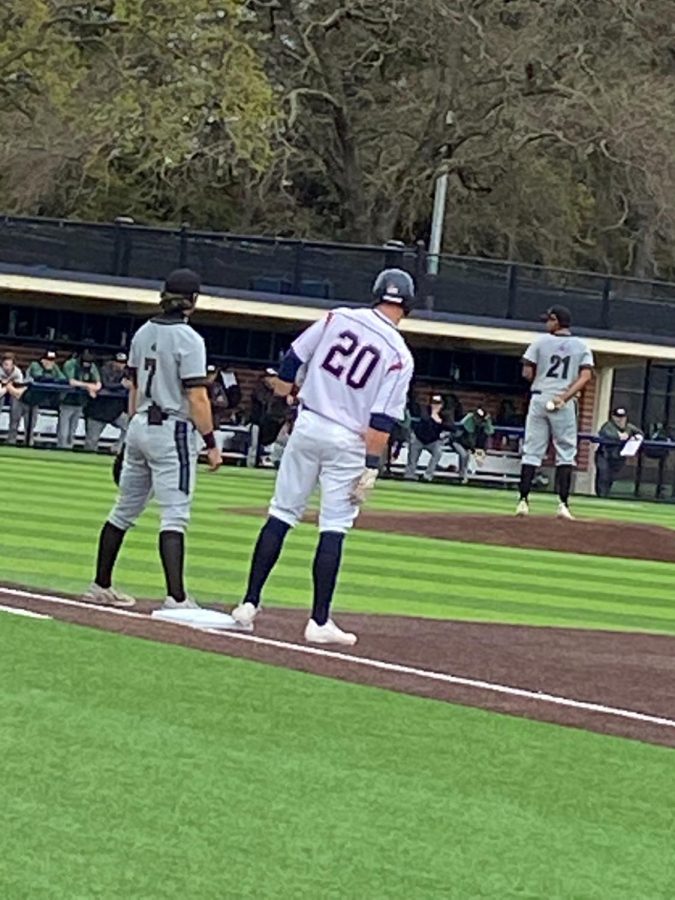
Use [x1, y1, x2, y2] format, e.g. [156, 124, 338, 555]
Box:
[350, 459, 379, 506]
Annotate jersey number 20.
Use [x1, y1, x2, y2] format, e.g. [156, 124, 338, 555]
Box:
[321, 330, 381, 389]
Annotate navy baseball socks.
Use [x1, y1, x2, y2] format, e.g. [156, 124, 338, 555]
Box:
[231, 516, 290, 627]
[304, 530, 357, 645]
[311, 531, 344, 626]
[232, 518, 357, 644]
[244, 516, 291, 606]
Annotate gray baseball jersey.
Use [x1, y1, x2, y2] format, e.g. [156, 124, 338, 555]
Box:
[128, 317, 207, 420]
[523, 333, 594, 398]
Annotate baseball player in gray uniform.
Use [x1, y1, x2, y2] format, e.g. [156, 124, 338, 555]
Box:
[516, 305, 594, 520]
[83, 269, 222, 608]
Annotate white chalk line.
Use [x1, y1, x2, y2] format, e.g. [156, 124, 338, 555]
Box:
[4, 586, 675, 732]
[0, 602, 51, 620]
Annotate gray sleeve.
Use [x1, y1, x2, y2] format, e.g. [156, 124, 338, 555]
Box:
[128, 332, 142, 371]
[579, 342, 594, 369]
[179, 330, 207, 385]
[522, 339, 539, 366]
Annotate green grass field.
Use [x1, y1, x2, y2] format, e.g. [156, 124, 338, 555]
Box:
[2, 448, 675, 898]
[3, 446, 675, 633]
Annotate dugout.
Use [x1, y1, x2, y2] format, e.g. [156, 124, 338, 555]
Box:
[2, 266, 675, 497]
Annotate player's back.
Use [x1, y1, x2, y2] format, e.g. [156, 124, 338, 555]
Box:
[297, 306, 412, 434]
[527, 333, 594, 398]
[130, 318, 205, 420]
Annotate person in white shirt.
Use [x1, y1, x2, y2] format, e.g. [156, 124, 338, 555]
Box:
[0, 353, 24, 444]
[231, 268, 416, 645]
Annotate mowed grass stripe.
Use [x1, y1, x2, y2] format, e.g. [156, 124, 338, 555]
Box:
[3, 449, 675, 633]
[6, 537, 675, 626]
[4, 449, 673, 520]
[6, 526, 675, 607]
[6, 473, 675, 590]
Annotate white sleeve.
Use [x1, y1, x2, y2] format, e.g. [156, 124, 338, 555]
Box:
[371, 354, 414, 421]
[291, 314, 332, 363]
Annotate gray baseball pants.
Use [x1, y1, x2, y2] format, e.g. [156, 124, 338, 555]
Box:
[108, 413, 198, 534]
[522, 395, 578, 467]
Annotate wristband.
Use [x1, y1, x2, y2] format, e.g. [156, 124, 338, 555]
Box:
[365, 453, 380, 469]
[202, 431, 217, 450]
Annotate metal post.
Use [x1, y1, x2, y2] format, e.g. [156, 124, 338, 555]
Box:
[413, 240, 429, 308]
[506, 264, 518, 319]
[634, 359, 652, 497]
[600, 277, 612, 330]
[427, 168, 448, 276]
[293, 241, 304, 294]
[179, 224, 189, 267]
[657, 365, 674, 499]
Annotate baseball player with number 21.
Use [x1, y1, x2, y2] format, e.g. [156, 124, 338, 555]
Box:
[231, 269, 415, 645]
[516, 305, 594, 520]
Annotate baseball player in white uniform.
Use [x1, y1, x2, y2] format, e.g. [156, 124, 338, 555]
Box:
[83, 269, 222, 607]
[231, 269, 415, 645]
[516, 305, 594, 520]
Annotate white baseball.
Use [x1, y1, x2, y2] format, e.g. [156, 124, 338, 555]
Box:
[545, 400, 556, 411]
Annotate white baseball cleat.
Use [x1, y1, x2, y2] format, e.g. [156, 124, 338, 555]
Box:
[556, 502, 575, 521]
[162, 595, 201, 610]
[515, 499, 529, 517]
[82, 582, 136, 608]
[230, 602, 260, 627]
[304, 618, 357, 646]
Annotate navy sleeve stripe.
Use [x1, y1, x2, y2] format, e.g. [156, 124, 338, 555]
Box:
[278, 348, 303, 383]
[369, 412, 396, 433]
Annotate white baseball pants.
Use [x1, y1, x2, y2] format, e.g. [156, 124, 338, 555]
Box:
[269, 409, 365, 533]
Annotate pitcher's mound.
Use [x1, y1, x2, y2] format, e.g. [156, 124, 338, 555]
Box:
[353, 511, 675, 563]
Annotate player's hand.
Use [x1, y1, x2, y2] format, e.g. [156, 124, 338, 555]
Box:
[350, 467, 378, 506]
[474, 449, 486, 466]
[206, 447, 222, 472]
[552, 394, 566, 410]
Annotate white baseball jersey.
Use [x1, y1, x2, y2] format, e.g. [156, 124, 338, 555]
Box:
[292, 307, 414, 434]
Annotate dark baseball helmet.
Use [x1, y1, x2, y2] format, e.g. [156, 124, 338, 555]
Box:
[541, 305, 572, 328]
[372, 268, 416, 315]
[160, 268, 201, 312]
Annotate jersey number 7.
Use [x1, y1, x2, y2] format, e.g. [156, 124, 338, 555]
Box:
[144, 357, 157, 398]
[321, 330, 381, 390]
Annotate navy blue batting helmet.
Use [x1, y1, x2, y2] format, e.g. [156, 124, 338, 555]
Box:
[372, 268, 416, 315]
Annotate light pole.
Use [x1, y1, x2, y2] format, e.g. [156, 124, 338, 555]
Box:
[427, 164, 448, 276]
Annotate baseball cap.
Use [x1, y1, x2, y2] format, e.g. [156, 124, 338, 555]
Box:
[115, 352, 128, 363]
[163, 268, 200, 296]
[612, 406, 627, 417]
[41, 350, 56, 360]
[476, 407, 486, 418]
[431, 394, 443, 403]
[207, 364, 217, 374]
[541, 305, 572, 328]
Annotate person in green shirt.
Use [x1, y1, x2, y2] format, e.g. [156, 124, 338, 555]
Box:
[595, 406, 642, 497]
[7, 350, 67, 445]
[452, 407, 495, 483]
[57, 348, 102, 449]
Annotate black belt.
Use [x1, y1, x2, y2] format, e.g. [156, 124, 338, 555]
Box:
[530, 390, 542, 395]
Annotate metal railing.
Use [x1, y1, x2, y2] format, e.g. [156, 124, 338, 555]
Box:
[2, 214, 675, 338]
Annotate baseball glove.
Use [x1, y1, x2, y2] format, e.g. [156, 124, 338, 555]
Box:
[112, 446, 125, 486]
